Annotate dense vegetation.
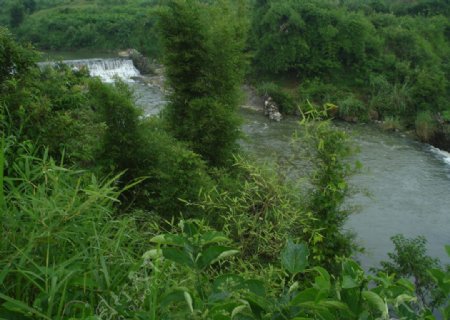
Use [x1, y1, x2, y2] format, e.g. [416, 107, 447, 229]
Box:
[1, 0, 449, 318]
[0, 0, 161, 56]
[249, 0, 450, 149]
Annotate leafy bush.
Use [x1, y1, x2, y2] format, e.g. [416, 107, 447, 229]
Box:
[376, 234, 448, 310]
[337, 94, 368, 122]
[257, 82, 297, 114]
[381, 116, 403, 131]
[301, 105, 361, 273]
[16, 2, 161, 56]
[0, 141, 149, 319]
[368, 75, 412, 120]
[189, 156, 314, 265]
[415, 110, 437, 142]
[298, 79, 343, 105]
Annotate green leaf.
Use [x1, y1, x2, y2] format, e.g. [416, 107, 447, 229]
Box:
[0, 293, 51, 320]
[184, 291, 194, 314]
[445, 245, 450, 257]
[313, 267, 331, 292]
[362, 291, 388, 318]
[150, 234, 185, 246]
[281, 240, 309, 275]
[201, 231, 229, 245]
[342, 275, 359, 289]
[394, 294, 417, 307]
[231, 304, 248, 318]
[162, 248, 194, 268]
[198, 246, 238, 269]
[397, 278, 415, 292]
[290, 288, 320, 305]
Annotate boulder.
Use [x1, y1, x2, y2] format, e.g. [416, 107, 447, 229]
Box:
[264, 97, 282, 121]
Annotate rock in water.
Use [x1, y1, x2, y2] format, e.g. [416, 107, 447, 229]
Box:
[264, 97, 282, 121]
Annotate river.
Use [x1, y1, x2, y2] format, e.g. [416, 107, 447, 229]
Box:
[239, 108, 450, 270]
[40, 56, 450, 270]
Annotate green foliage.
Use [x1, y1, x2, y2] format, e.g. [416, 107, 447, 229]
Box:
[376, 234, 447, 310]
[415, 110, 438, 142]
[257, 82, 297, 114]
[1, 29, 212, 217]
[337, 94, 368, 122]
[128, 117, 213, 216]
[249, 0, 450, 143]
[251, 0, 378, 78]
[381, 116, 403, 131]
[300, 104, 361, 273]
[0, 141, 148, 319]
[159, 0, 247, 166]
[298, 79, 343, 107]
[368, 75, 412, 120]
[280, 240, 309, 275]
[11, 1, 161, 56]
[188, 156, 315, 266]
[144, 226, 431, 319]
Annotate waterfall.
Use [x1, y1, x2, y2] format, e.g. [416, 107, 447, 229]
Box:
[38, 58, 141, 82]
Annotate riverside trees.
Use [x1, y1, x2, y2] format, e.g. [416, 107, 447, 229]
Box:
[158, 0, 247, 166]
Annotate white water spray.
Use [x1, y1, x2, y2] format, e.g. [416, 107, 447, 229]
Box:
[429, 145, 450, 166]
[39, 58, 141, 82]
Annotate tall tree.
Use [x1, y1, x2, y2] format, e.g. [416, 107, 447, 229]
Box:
[159, 0, 247, 166]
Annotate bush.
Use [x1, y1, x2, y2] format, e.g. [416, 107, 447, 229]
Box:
[381, 116, 403, 131]
[376, 234, 446, 310]
[189, 156, 314, 265]
[257, 82, 297, 114]
[298, 79, 343, 106]
[0, 141, 150, 319]
[337, 94, 368, 122]
[129, 117, 214, 217]
[415, 110, 437, 142]
[368, 75, 412, 120]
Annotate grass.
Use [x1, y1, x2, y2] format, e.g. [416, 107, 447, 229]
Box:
[0, 141, 151, 319]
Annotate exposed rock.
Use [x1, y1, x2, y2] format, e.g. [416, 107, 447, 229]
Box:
[264, 97, 282, 121]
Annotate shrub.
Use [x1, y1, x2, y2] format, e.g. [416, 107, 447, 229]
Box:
[257, 82, 297, 114]
[376, 234, 447, 310]
[368, 75, 413, 120]
[0, 141, 149, 319]
[337, 94, 368, 122]
[129, 117, 214, 217]
[188, 156, 314, 265]
[415, 110, 437, 142]
[298, 79, 343, 106]
[381, 116, 403, 131]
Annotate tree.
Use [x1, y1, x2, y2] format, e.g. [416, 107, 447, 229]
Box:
[9, 1, 25, 28]
[158, 0, 247, 166]
[376, 234, 447, 310]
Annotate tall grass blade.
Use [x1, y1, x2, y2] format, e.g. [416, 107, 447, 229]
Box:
[0, 292, 51, 320]
[0, 136, 5, 210]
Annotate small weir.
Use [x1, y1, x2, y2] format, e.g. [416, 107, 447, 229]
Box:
[38, 58, 140, 82]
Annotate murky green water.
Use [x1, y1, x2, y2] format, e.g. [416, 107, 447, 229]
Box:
[239, 108, 450, 269]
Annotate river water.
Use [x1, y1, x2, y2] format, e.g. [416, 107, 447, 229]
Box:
[239, 109, 450, 270]
[42, 56, 450, 270]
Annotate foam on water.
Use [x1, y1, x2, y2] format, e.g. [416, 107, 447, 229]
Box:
[429, 145, 450, 166]
[39, 58, 140, 82]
